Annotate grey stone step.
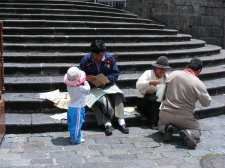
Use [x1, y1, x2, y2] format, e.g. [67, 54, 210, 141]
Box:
[0, 13, 152, 24]
[3, 40, 205, 52]
[4, 52, 225, 77]
[2, 88, 138, 113]
[4, 69, 225, 95]
[3, 45, 221, 63]
[0, 2, 125, 13]
[3, 74, 225, 112]
[3, 27, 175, 36]
[0, 7, 137, 18]
[4, 34, 191, 44]
[4, 94, 225, 133]
[5, 108, 144, 133]
[3, 20, 165, 29]
[0, 0, 108, 7]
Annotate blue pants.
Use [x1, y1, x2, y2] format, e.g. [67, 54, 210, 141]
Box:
[67, 107, 85, 143]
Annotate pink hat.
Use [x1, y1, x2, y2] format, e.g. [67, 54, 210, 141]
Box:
[64, 67, 86, 86]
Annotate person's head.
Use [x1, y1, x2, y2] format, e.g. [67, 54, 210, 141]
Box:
[152, 56, 170, 78]
[187, 58, 203, 76]
[64, 67, 86, 86]
[90, 40, 106, 64]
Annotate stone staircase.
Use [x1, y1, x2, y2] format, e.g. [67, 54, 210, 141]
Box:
[1, 0, 225, 133]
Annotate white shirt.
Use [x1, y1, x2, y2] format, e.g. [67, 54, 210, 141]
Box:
[67, 81, 90, 107]
[136, 70, 167, 97]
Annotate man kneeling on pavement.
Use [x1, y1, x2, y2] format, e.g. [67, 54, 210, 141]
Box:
[159, 58, 211, 148]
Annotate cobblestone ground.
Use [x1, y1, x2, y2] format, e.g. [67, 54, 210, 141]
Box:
[1, 115, 225, 168]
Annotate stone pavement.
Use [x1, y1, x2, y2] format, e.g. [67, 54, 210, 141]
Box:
[1, 115, 225, 168]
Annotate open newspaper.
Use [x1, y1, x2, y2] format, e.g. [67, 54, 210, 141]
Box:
[91, 73, 110, 87]
[39, 85, 123, 109]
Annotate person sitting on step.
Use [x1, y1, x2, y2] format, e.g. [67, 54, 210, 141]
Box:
[136, 56, 171, 129]
[158, 58, 211, 149]
[64, 66, 90, 144]
[79, 40, 129, 136]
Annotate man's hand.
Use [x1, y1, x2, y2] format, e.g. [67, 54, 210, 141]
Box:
[149, 80, 161, 86]
[86, 75, 96, 82]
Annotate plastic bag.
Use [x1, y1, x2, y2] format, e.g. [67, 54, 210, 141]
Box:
[156, 84, 166, 102]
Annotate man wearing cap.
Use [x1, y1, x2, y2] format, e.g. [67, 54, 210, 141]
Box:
[80, 40, 129, 136]
[159, 58, 211, 149]
[136, 56, 171, 128]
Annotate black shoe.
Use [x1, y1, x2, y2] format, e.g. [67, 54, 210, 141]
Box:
[105, 125, 114, 136]
[163, 124, 175, 142]
[119, 124, 129, 134]
[179, 130, 197, 149]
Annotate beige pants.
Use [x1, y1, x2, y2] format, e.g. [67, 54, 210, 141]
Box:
[91, 93, 124, 125]
[158, 110, 201, 139]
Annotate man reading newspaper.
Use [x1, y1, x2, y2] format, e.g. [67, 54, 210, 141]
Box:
[80, 40, 129, 136]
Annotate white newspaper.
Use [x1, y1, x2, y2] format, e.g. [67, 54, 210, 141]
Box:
[39, 85, 123, 109]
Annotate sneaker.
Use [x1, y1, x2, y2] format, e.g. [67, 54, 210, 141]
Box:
[179, 130, 197, 149]
[77, 138, 85, 144]
[70, 138, 85, 145]
[163, 124, 175, 142]
[105, 125, 114, 136]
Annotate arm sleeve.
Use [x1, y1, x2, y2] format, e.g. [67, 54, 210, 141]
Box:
[197, 82, 212, 107]
[106, 56, 119, 84]
[79, 81, 90, 93]
[79, 56, 87, 73]
[136, 70, 153, 93]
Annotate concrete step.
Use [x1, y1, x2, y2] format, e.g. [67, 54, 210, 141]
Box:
[3, 45, 221, 63]
[0, 13, 152, 24]
[4, 69, 225, 95]
[5, 108, 144, 134]
[3, 27, 175, 36]
[4, 34, 191, 44]
[4, 40, 205, 52]
[4, 53, 225, 77]
[0, 2, 125, 13]
[0, 0, 108, 7]
[3, 20, 164, 29]
[4, 94, 225, 133]
[3, 74, 225, 113]
[0, 7, 137, 18]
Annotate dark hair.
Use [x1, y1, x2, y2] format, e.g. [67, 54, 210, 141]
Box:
[187, 58, 203, 71]
[90, 40, 106, 54]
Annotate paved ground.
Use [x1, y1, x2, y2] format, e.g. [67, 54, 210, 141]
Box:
[1, 115, 225, 168]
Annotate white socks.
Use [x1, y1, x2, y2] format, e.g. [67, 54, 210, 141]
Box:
[118, 118, 125, 126]
[105, 122, 112, 127]
[104, 119, 125, 127]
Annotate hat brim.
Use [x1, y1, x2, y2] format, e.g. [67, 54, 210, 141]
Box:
[64, 70, 86, 86]
[152, 63, 171, 69]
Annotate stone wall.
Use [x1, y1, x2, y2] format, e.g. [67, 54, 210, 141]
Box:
[126, 0, 225, 48]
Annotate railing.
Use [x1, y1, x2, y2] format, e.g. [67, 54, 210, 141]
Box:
[0, 21, 4, 95]
[94, 0, 126, 8]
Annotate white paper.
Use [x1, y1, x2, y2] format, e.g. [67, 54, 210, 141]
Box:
[50, 112, 67, 120]
[39, 89, 63, 99]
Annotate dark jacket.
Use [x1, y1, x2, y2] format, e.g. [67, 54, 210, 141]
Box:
[79, 52, 119, 88]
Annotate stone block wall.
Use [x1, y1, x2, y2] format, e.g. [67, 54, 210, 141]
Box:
[126, 0, 225, 48]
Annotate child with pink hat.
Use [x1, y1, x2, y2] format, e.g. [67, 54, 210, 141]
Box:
[64, 66, 90, 144]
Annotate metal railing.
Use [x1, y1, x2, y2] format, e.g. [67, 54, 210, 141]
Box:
[0, 21, 4, 95]
[94, 0, 126, 8]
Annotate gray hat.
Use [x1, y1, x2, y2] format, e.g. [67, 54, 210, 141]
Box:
[152, 56, 171, 69]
